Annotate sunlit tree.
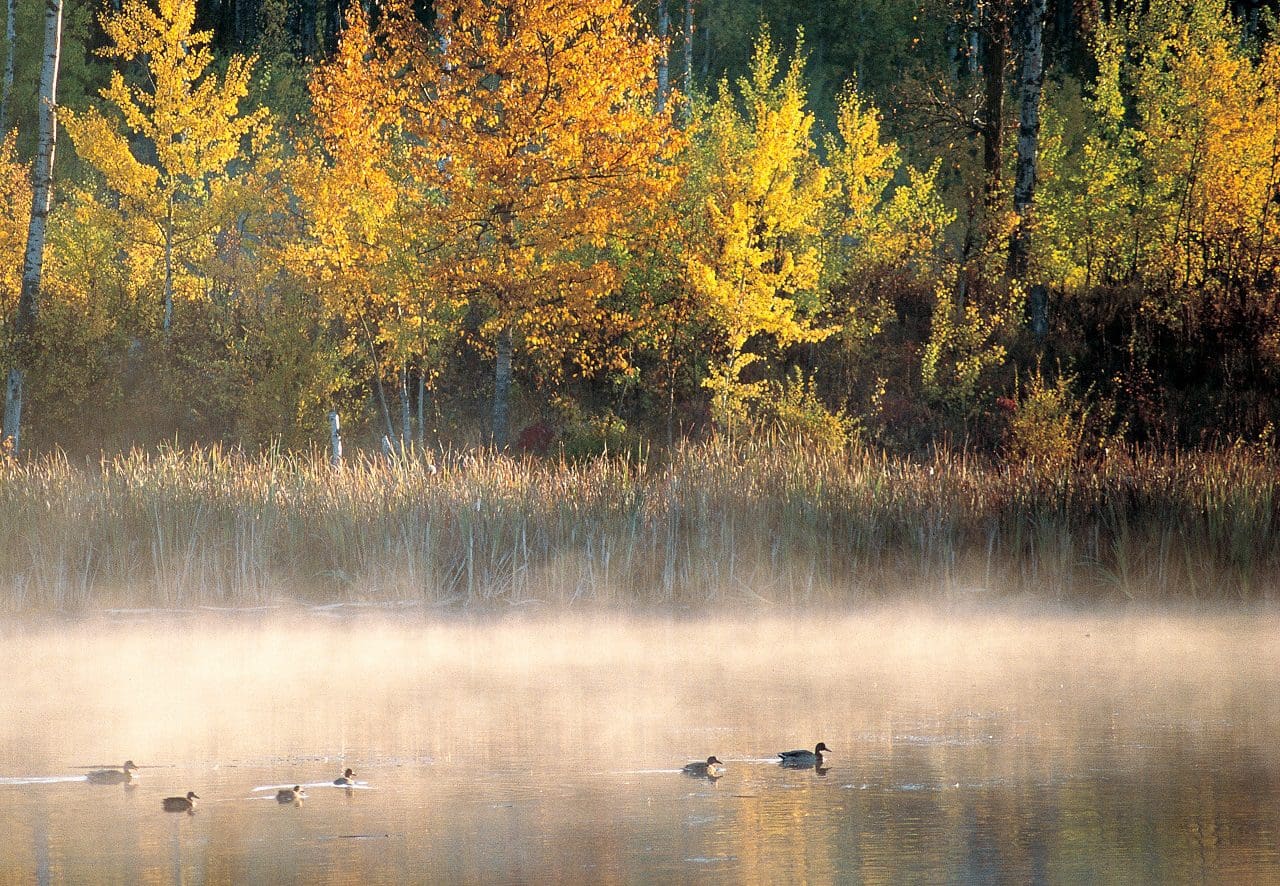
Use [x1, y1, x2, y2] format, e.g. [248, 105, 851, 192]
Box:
[685, 32, 832, 428]
[61, 0, 269, 336]
[377, 0, 681, 447]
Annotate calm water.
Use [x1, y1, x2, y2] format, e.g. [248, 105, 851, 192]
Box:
[0, 608, 1277, 883]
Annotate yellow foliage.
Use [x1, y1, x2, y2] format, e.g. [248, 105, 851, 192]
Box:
[60, 0, 269, 329]
[0, 132, 30, 324]
[685, 31, 832, 421]
[375, 0, 681, 375]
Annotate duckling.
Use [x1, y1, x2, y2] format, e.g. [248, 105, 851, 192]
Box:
[778, 742, 831, 768]
[276, 785, 304, 803]
[333, 768, 355, 786]
[682, 756, 726, 778]
[87, 760, 138, 784]
[162, 791, 199, 812]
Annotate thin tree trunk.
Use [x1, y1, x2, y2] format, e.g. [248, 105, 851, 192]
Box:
[0, 0, 15, 130]
[162, 196, 174, 335]
[416, 369, 425, 448]
[981, 1, 1008, 207]
[399, 365, 411, 452]
[1010, 0, 1045, 277]
[683, 0, 693, 116]
[3, 0, 63, 453]
[328, 410, 342, 466]
[357, 313, 396, 444]
[699, 2, 710, 81]
[492, 322, 512, 449]
[299, 0, 318, 57]
[1010, 0, 1048, 338]
[967, 0, 980, 77]
[656, 3, 669, 113]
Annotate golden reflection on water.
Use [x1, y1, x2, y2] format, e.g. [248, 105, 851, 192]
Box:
[0, 607, 1277, 882]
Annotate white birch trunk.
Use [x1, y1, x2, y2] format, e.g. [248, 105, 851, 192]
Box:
[3, 0, 63, 453]
[1, 0, 15, 129]
[1010, 0, 1047, 336]
[328, 410, 342, 466]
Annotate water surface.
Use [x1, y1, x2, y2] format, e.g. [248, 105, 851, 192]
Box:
[0, 608, 1276, 883]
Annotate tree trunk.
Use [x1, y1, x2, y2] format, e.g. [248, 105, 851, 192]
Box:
[299, 0, 318, 58]
[0, 0, 14, 130]
[1009, 0, 1046, 278]
[981, 1, 1008, 207]
[492, 322, 513, 449]
[656, 3, 669, 113]
[162, 196, 174, 335]
[416, 369, 425, 448]
[399, 365, 411, 452]
[967, 0, 980, 77]
[3, 0, 63, 454]
[1011, 0, 1047, 339]
[683, 0, 693, 117]
[699, 2, 710, 81]
[328, 410, 342, 466]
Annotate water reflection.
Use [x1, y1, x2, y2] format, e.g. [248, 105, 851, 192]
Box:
[0, 609, 1276, 882]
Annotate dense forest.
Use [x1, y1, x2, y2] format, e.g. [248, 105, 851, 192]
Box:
[3, 0, 1280, 460]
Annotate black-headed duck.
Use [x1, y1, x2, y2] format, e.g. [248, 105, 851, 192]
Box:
[86, 760, 138, 784]
[162, 791, 198, 812]
[682, 756, 726, 778]
[778, 742, 831, 767]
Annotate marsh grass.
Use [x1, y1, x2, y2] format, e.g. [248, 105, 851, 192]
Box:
[0, 441, 1276, 610]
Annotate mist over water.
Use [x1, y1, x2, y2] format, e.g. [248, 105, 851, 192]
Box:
[0, 607, 1277, 882]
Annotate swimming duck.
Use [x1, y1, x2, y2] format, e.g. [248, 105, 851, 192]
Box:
[86, 760, 138, 784]
[778, 742, 831, 768]
[162, 791, 199, 812]
[682, 756, 726, 778]
[334, 768, 355, 786]
[276, 785, 304, 803]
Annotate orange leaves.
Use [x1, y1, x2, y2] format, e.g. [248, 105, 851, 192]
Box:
[366, 0, 681, 376]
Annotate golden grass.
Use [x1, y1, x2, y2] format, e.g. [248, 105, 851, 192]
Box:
[0, 441, 1275, 609]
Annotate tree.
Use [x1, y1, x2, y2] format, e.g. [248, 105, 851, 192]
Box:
[1010, 0, 1048, 338]
[61, 0, 268, 337]
[684, 32, 832, 428]
[3, 0, 61, 453]
[293, 5, 457, 450]
[378, 0, 680, 447]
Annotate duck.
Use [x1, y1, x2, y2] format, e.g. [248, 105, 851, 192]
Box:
[276, 785, 304, 803]
[86, 760, 138, 784]
[333, 768, 355, 786]
[162, 791, 199, 812]
[778, 742, 831, 768]
[682, 756, 726, 778]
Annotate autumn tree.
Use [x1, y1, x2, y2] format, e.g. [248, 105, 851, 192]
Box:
[685, 32, 832, 429]
[3, 0, 60, 452]
[369, 0, 680, 448]
[61, 0, 268, 337]
[292, 5, 457, 450]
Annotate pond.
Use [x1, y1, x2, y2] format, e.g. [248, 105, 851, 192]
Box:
[0, 607, 1276, 882]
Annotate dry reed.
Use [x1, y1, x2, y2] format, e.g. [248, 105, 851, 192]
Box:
[0, 441, 1276, 610]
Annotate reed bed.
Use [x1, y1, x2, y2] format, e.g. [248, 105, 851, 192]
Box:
[0, 441, 1276, 610]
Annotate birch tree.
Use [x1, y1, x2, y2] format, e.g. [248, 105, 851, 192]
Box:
[1010, 0, 1047, 337]
[3, 0, 61, 453]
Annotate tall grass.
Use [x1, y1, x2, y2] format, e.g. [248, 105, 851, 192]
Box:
[0, 441, 1276, 610]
